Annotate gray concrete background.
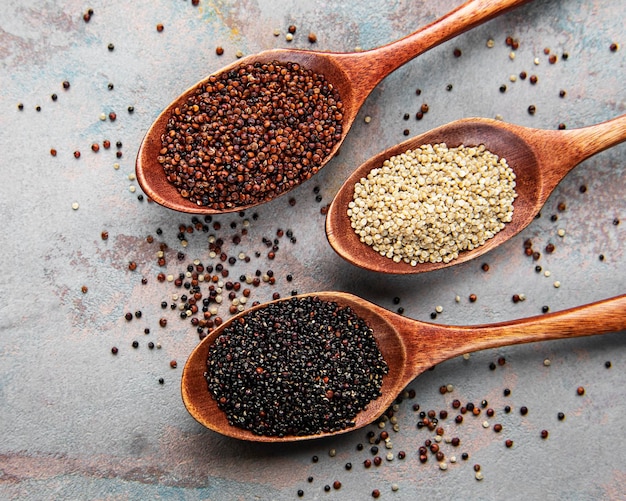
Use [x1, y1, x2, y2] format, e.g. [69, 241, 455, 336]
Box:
[1, 0, 624, 499]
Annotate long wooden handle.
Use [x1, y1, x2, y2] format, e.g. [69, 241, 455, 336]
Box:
[336, 0, 533, 93]
[542, 113, 626, 177]
[424, 294, 626, 367]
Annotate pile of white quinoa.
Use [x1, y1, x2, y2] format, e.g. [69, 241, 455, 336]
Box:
[347, 143, 517, 265]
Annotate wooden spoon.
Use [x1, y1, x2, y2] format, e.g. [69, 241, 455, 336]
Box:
[136, 0, 533, 214]
[182, 291, 626, 442]
[326, 114, 626, 274]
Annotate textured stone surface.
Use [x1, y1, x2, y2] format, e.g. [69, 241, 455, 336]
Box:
[0, 0, 624, 499]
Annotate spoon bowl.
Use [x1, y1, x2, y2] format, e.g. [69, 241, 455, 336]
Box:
[136, 0, 533, 214]
[182, 291, 626, 442]
[326, 115, 626, 274]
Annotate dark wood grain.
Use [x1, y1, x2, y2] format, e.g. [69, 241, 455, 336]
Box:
[181, 291, 626, 442]
[326, 115, 626, 274]
[136, 0, 533, 214]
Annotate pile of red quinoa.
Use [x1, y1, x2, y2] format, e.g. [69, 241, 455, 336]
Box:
[158, 60, 343, 209]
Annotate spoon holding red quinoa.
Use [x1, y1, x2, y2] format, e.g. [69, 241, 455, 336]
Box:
[137, 0, 533, 214]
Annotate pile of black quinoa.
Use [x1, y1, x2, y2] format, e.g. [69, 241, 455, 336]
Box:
[159, 60, 343, 210]
[205, 296, 388, 437]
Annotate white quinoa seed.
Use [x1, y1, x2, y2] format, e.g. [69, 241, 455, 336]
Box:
[71, 202, 79, 210]
[348, 143, 517, 265]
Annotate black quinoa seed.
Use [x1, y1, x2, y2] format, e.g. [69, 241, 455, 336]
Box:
[205, 296, 388, 437]
[160, 61, 344, 210]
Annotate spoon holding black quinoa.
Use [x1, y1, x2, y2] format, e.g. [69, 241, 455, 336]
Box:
[182, 291, 626, 442]
[137, 0, 533, 214]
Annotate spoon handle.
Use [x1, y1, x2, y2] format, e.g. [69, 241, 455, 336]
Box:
[531, 114, 626, 199]
[335, 0, 533, 94]
[407, 294, 626, 373]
